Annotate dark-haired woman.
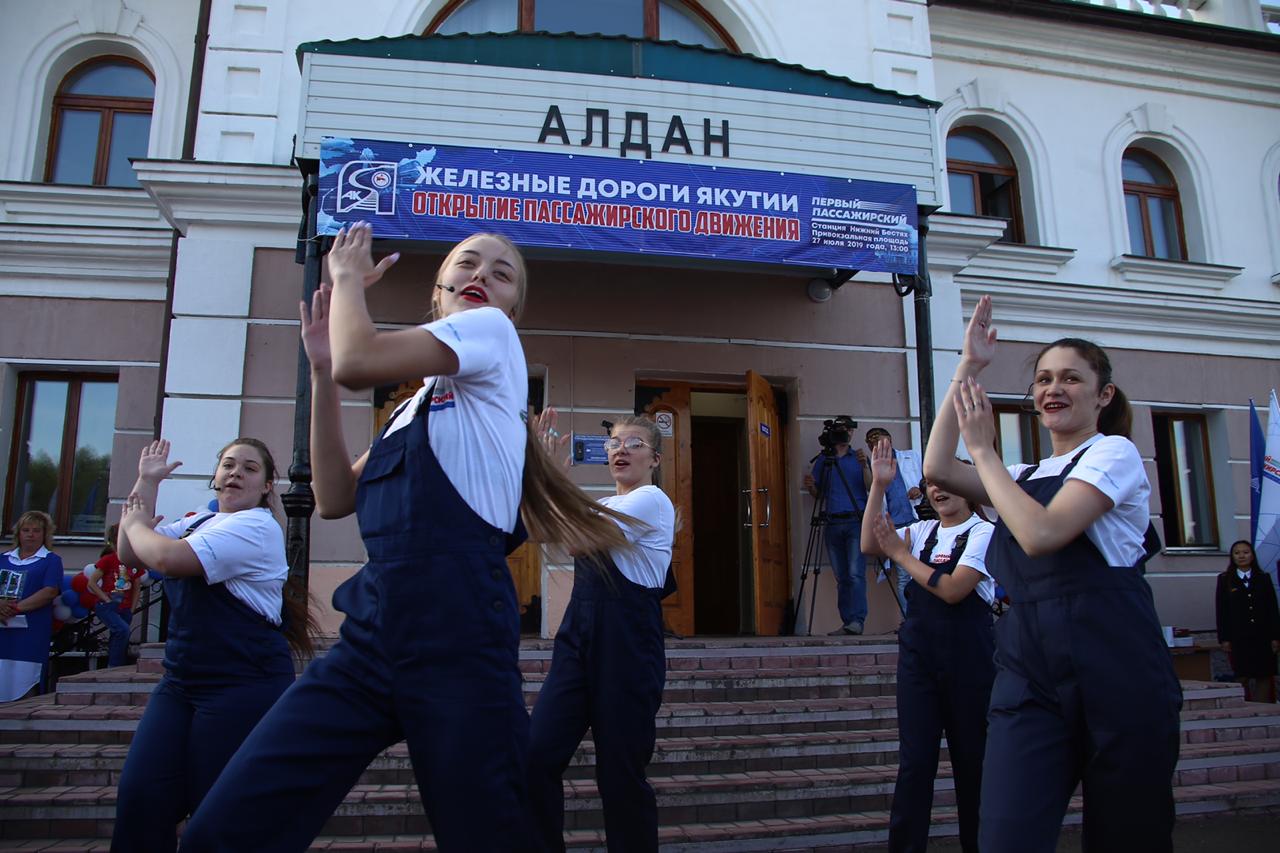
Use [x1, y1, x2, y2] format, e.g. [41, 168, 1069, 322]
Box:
[527, 414, 676, 853]
[863, 442, 995, 853]
[1216, 540, 1280, 703]
[923, 295, 1181, 852]
[112, 438, 311, 853]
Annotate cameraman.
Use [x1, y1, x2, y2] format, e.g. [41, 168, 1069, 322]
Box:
[803, 418, 870, 635]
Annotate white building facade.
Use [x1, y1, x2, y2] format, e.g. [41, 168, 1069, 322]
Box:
[2, 0, 1277, 635]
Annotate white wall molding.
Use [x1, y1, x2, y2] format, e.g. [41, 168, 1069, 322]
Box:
[0, 224, 171, 300]
[1100, 103, 1222, 266]
[134, 159, 302, 236]
[955, 279, 1280, 360]
[1109, 254, 1242, 295]
[922, 212, 1006, 272]
[164, 317, 248, 397]
[1262, 140, 1280, 284]
[937, 81, 1060, 246]
[172, 238, 255, 317]
[929, 9, 1280, 105]
[6, 4, 186, 182]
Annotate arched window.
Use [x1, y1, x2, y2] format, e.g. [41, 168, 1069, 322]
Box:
[428, 0, 735, 50]
[45, 57, 154, 188]
[1122, 148, 1186, 260]
[945, 128, 1024, 243]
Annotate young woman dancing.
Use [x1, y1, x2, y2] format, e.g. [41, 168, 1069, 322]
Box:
[181, 225, 633, 852]
[923, 295, 1181, 853]
[111, 437, 311, 853]
[863, 441, 995, 853]
[527, 414, 676, 852]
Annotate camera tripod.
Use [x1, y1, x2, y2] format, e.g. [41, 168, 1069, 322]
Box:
[791, 449, 903, 636]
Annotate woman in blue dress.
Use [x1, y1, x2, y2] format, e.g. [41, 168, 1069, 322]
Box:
[0, 511, 63, 702]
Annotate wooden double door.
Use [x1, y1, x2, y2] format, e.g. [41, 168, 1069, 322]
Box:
[644, 371, 790, 637]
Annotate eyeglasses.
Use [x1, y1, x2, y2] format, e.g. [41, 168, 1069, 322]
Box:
[604, 436, 654, 452]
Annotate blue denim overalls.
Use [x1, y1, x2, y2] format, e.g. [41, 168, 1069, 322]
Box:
[181, 394, 535, 852]
[527, 552, 667, 852]
[889, 522, 995, 853]
[979, 449, 1182, 853]
[113, 518, 294, 853]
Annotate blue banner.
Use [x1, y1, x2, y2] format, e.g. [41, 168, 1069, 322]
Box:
[319, 137, 918, 274]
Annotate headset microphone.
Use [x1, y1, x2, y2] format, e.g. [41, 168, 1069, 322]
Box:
[435, 284, 456, 292]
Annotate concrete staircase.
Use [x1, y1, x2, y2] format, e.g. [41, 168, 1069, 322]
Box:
[1, 638, 1278, 851]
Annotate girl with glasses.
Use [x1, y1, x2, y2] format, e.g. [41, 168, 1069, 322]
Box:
[923, 295, 1180, 852]
[182, 226, 633, 852]
[527, 413, 676, 853]
[862, 450, 995, 853]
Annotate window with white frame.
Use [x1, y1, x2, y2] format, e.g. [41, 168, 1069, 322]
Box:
[1152, 412, 1217, 547]
[5, 374, 118, 538]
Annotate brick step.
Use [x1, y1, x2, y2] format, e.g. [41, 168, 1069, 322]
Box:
[5, 770, 1277, 849]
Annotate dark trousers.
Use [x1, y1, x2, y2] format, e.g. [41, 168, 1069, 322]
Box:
[94, 601, 131, 667]
[111, 674, 290, 853]
[527, 588, 666, 852]
[889, 624, 992, 853]
[179, 559, 533, 853]
[979, 665, 1179, 853]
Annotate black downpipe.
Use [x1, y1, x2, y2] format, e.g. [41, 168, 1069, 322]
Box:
[153, 0, 213, 642]
[280, 175, 320, 594]
[914, 217, 936, 443]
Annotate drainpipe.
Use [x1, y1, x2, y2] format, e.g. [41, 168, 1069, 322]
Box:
[150, 0, 212, 643]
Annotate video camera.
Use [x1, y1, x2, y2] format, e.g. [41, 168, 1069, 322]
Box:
[817, 415, 858, 451]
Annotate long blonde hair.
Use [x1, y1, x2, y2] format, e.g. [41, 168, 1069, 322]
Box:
[428, 234, 634, 555]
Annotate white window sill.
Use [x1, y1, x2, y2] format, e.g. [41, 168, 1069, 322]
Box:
[1110, 254, 1242, 294]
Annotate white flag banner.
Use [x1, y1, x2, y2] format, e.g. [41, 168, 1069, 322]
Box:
[1255, 389, 1280, 591]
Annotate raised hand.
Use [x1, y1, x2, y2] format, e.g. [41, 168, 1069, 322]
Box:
[870, 513, 907, 562]
[138, 440, 182, 483]
[961, 294, 998, 371]
[300, 282, 334, 373]
[120, 493, 162, 532]
[869, 437, 897, 487]
[955, 377, 997, 458]
[327, 222, 399, 289]
[533, 407, 571, 468]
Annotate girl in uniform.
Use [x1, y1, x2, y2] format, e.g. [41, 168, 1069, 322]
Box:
[111, 437, 311, 853]
[862, 440, 995, 853]
[923, 295, 1181, 852]
[1215, 540, 1280, 703]
[181, 225, 634, 852]
[527, 414, 676, 853]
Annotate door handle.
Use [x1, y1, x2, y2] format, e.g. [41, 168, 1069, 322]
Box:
[741, 488, 753, 528]
[758, 487, 771, 528]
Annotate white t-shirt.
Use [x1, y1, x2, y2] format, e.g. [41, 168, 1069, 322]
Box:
[598, 485, 676, 589]
[902, 515, 996, 605]
[381, 306, 528, 533]
[157, 508, 287, 624]
[1005, 434, 1151, 567]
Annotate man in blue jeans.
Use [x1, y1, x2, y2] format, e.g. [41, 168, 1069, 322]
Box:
[804, 422, 871, 635]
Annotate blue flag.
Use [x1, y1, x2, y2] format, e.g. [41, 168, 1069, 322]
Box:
[1250, 398, 1264, 544]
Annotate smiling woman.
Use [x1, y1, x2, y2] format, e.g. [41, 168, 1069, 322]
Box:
[922, 296, 1181, 853]
[110, 437, 310, 853]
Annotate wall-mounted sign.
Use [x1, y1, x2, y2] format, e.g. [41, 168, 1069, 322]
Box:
[654, 411, 674, 437]
[320, 137, 918, 274]
[572, 434, 609, 466]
